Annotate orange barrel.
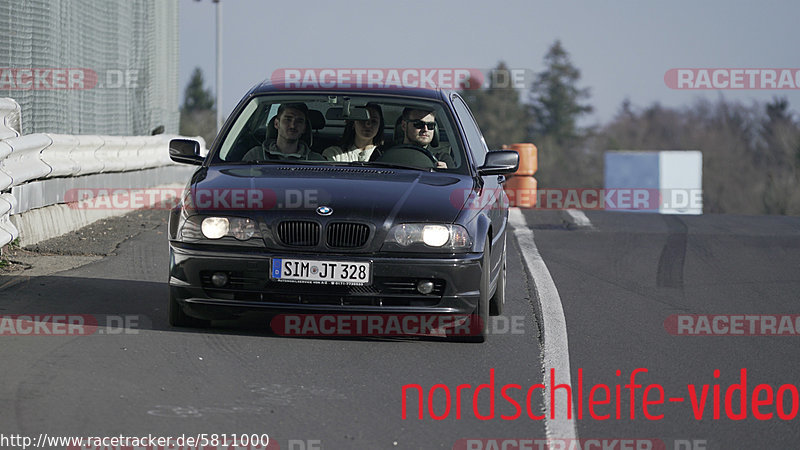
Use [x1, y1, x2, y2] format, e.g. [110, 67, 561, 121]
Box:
[510, 143, 537, 176]
[504, 175, 537, 208]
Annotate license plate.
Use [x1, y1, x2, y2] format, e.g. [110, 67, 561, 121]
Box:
[271, 258, 371, 285]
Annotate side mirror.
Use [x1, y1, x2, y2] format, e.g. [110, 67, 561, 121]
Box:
[169, 139, 204, 165]
[478, 150, 519, 176]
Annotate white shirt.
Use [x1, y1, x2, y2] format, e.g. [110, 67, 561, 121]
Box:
[322, 144, 376, 162]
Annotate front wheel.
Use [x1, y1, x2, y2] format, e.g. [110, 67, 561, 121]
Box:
[490, 244, 506, 316]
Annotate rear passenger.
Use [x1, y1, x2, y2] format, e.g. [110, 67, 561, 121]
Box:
[322, 103, 385, 162]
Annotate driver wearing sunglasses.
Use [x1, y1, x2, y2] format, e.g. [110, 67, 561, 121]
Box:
[400, 108, 452, 169]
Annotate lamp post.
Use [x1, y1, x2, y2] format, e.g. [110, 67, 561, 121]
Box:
[214, 0, 223, 133]
[193, 0, 224, 134]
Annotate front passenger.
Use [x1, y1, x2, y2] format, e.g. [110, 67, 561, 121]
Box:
[243, 103, 325, 161]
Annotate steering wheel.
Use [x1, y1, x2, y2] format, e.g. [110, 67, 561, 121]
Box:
[377, 144, 438, 168]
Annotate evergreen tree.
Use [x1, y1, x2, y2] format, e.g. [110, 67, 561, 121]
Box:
[182, 67, 215, 112]
[180, 67, 217, 144]
[462, 62, 528, 149]
[528, 40, 593, 145]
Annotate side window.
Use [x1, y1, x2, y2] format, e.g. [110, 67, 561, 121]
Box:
[451, 94, 488, 166]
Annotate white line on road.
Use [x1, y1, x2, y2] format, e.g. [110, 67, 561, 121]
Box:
[564, 209, 593, 228]
[509, 207, 577, 440]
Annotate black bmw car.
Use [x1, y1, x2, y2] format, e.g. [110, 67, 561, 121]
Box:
[167, 81, 518, 341]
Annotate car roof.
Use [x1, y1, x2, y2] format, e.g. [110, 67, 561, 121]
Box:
[248, 78, 453, 101]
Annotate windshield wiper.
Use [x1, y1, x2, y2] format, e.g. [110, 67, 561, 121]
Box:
[221, 159, 306, 165]
[219, 159, 433, 171]
[345, 161, 433, 172]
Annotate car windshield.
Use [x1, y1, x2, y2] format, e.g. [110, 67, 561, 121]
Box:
[212, 94, 469, 174]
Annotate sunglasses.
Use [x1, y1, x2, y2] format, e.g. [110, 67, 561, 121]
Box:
[407, 119, 436, 131]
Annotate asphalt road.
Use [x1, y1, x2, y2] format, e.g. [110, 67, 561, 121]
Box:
[2, 208, 799, 449]
[0, 209, 547, 449]
[522, 209, 800, 449]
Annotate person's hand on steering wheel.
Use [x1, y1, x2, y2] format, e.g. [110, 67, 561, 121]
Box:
[377, 144, 439, 169]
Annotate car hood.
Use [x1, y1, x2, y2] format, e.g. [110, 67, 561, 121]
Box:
[190, 165, 474, 225]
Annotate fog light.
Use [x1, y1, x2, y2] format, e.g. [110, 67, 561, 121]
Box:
[416, 280, 434, 294]
[211, 272, 229, 287]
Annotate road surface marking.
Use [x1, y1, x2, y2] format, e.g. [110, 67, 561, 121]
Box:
[509, 207, 577, 440]
[565, 209, 593, 228]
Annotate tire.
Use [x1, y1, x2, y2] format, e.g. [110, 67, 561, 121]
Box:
[490, 243, 506, 316]
[169, 289, 210, 328]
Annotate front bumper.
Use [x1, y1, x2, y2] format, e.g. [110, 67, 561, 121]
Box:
[169, 243, 483, 321]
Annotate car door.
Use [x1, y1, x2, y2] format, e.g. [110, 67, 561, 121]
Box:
[450, 93, 508, 266]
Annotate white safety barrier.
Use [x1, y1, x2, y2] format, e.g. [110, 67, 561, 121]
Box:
[0, 134, 55, 189]
[0, 193, 17, 245]
[74, 135, 106, 176]
[0, 97, 205, 248]
[0, 98, 22, 140]
[40, 134, 81, 178]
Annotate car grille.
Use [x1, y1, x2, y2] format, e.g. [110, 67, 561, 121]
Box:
[275, 221, 370, 248]
[327, 222, 370, 248]
[276, 221, 320, 247]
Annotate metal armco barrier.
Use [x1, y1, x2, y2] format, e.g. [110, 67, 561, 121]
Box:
[0, 193, 17, 245]
[0, 134, 55, 188]
[0, 98, 21, 140]
[504, 143, 538, 208]
[0, 97, 204, 249]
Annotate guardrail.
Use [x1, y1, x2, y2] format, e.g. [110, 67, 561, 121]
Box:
[0, 98, 22, 140]
[0, 98, 205, 249]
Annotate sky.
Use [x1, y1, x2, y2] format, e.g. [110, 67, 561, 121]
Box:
[178, 0, 800, 127]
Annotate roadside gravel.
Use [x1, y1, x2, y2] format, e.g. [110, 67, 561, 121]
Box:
[0, 209, 169, 284]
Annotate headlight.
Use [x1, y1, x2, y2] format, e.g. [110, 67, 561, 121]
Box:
[385, 224, 471, 250]
[229, 217, 256, 240]
[178, 215, 262, 245]
[422, 225, 449, 247]
[201, 217, 229, 239]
